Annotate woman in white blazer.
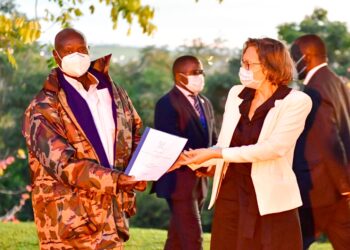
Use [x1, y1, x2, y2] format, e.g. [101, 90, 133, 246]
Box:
[179, 38, 312, 250]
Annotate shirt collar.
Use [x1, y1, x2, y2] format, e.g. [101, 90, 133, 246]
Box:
[303, 63, 327, 85]
[64, 72, 99, 92]
[175, 84, 196, 97]
[238, 86, 255, 100]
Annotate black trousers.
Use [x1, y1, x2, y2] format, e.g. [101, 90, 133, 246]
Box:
[164, 197, 205, 250]
[211, 169, 302, 250]
[299, 197, 350, 250]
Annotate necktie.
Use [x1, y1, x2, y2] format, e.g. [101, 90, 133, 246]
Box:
[190, 95, 207, 130]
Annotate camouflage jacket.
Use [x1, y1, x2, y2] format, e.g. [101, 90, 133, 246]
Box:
[22, 55, 143, 250]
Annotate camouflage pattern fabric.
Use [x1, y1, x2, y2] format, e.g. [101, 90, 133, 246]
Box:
[22, 55, 143, 250]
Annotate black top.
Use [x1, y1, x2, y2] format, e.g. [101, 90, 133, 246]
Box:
[219, 85, 292, 199]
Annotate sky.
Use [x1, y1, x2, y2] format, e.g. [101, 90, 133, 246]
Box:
[18, 0, 350, 49]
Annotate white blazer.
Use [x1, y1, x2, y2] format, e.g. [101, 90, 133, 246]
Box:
[208, 85, 312, 216]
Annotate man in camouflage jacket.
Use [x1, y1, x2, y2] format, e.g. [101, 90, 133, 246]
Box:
[22, 28, 146, 250]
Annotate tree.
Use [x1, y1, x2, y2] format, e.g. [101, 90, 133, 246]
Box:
[0, 43, 48, 221]
[44, 0, 156, 34]
[0, 0, 41, 68]
[277, 8, 350, 78]
[1, 0, 225, 68]
[177, 38, 233, 75]
[0, 0, 156, 67]
[0, 153, 32, 223]
[109, 46, 173, 127]
[199, 48, 242, 131]
[0, 44, 48, 154]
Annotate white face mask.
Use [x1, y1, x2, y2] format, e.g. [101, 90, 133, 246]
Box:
[56, 51, 91, 77]
[238, 67, 262, 89]
[293, 54, 306, 80]
[182, 74, 205, 94]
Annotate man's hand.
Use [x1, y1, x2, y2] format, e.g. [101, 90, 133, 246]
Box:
[195, 166, 216, 177]
[117, 174, 147, 192]
[134, 181, 147, 192]
[167, 152, 189, 172]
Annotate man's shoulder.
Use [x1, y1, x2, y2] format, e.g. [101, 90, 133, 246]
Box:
[309, 66, 338, 88]
[308, 67, 344, 98]
[23, 89, 60, 136]
[156, 88, 176, 105]
[27, 88, 59, 112]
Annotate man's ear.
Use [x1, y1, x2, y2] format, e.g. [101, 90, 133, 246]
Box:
[52, 50, 61, 66]
[175, 73, 187, 85]
[304, 53, 313, 72]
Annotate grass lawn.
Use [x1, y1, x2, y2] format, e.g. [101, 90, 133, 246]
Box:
[0, 222, 332, 250]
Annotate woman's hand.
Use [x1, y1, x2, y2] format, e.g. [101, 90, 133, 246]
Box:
[182, 148, 222, 165]
[167, 147, 222, 172]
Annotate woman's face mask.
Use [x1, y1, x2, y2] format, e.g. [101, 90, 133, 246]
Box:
[238, 67, 263, 89]
[56, 51, 91, 77]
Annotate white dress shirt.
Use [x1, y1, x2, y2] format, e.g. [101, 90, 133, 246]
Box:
[64, 74, 115, 168]
[303, 63, 328, 85]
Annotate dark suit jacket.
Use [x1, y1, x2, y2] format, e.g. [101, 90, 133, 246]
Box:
[151, 86, 217, 200]
[293, 66, 350, 207]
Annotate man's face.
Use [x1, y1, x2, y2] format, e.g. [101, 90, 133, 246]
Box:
[291, 44, 307, 80]
[53, 33, 89, 67]
[176, 60, 205, 86]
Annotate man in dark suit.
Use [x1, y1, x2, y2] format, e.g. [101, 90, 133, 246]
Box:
[151, 55, 217, 250]
[291, 34, 350, 250]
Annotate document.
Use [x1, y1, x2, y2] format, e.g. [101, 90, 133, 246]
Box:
[125, 127, 188, 181]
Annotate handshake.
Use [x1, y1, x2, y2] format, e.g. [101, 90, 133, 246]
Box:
[117, 146, 223, 191]
[167, 147, 223, 176]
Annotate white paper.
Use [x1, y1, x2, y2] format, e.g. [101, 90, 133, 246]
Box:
[125, 127, 188, 181]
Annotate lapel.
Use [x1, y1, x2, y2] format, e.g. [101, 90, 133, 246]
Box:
[111, 85, 133, 170]
[209, 88, 244, 208]
[57, 89, 100, 161]
[171, 87, 208, 137]
[219, 94, 243, 148]
[258, 95, 287, 141]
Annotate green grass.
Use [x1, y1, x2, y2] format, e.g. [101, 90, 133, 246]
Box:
[0, 222, 332, 250]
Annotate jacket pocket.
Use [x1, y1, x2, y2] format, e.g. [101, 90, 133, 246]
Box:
[33, 191, 98, 241]
[56, 193, 98, 240]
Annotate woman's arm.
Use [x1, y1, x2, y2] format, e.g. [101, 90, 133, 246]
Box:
[182, 92, 312, 165]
